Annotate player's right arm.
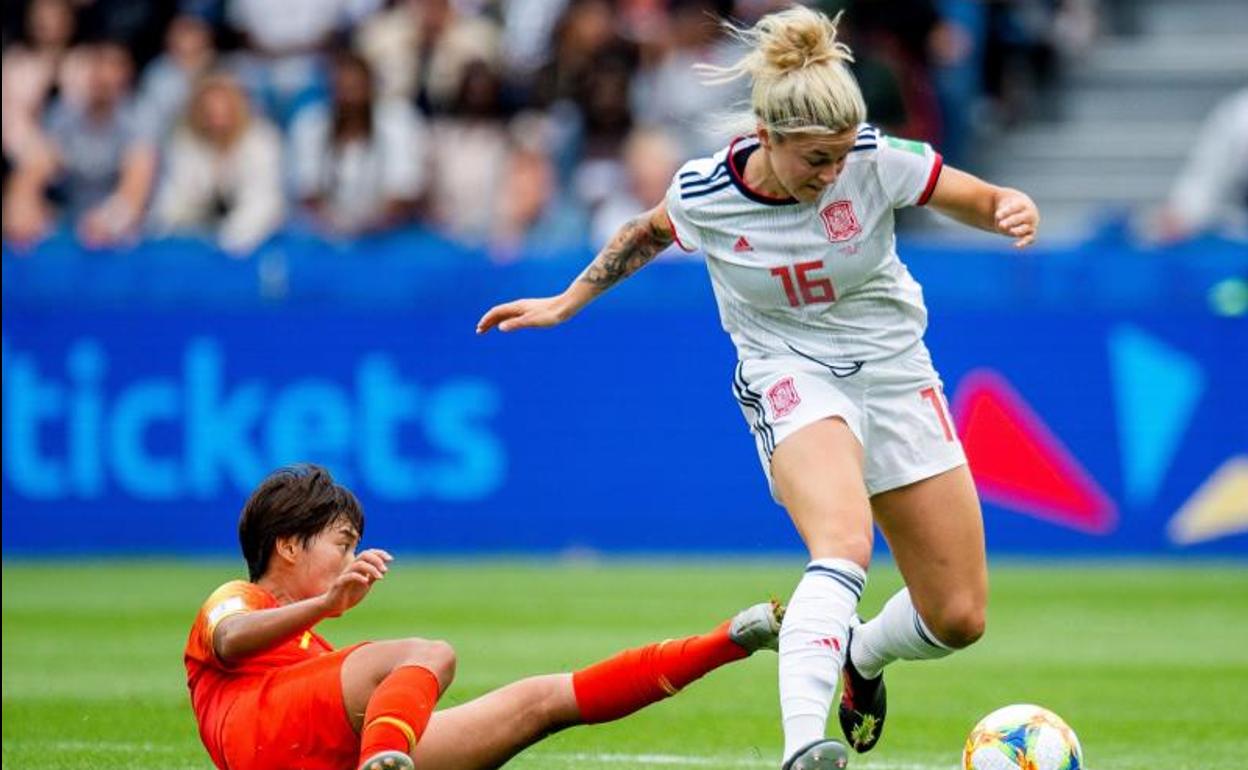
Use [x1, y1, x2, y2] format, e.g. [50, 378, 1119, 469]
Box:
[212, 549, 391, 663]
[476, 201, 676, 334]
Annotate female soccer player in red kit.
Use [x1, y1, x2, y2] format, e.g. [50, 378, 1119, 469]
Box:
[478, 7, 1040, 769]
[185, 464, 782, 770]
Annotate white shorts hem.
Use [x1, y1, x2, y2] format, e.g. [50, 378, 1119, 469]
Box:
[866, 457, 967, 497]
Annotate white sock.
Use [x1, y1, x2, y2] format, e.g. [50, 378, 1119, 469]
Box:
[849, 588, 954, 680]
[779, 558, 866, 763]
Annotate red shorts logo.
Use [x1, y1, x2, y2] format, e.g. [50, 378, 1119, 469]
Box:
[767, 377, 802, 417]
[821, 200, 861, 242]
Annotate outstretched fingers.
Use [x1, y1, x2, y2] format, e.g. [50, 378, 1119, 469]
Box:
[477, 301, 526, 334]
[477, 298, 565, 333]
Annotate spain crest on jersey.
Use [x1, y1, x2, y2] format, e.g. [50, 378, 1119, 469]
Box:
[766, 377, 802, 417]
[821, 200, 861, 242]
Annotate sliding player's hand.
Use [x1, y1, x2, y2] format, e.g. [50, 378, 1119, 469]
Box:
[477, 296, 569, 334]
[995, 191, 1039, 248]
[321, 549, 392, 618]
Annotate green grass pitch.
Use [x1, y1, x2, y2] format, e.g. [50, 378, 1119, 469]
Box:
[3, 560, 1247, 769]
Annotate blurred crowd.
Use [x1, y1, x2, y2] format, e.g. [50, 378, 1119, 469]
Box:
[1, 0, 1097, 258]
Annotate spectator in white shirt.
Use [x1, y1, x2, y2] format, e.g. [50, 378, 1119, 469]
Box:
[150, 72, 285, 256]
[427, 58, 511, 242]
[353, 0, 502, 109]
[289, 50, 427, 236]
[1148, 88, 1248, 243]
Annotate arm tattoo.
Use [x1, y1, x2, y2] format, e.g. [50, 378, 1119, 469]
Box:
[577, 214, 674, 291]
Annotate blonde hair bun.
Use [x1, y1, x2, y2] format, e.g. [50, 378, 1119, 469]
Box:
[696, 5, 866, 137]
[755, 7, 855, 78]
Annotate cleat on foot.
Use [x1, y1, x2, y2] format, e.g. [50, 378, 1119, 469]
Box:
[782, 738, 849, 770]
[838, 623, 886, 753]
[358, 750, 414, 770]
[729, 600, 785, 653]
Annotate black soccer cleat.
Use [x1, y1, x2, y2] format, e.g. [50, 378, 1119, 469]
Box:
[837, 625, 887, 753]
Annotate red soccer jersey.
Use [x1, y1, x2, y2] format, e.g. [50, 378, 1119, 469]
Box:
[184, 580, 335, 768]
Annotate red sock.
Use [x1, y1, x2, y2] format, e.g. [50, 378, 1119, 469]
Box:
[571, 620, 749, 723]
[358, 665, 440, 762]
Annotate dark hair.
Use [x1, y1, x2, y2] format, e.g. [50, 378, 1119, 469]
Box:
[238, 464, 364, 581]
[330, 49, 375, 142]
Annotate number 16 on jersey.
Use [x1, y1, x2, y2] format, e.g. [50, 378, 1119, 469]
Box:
[770, 260, 837, 307]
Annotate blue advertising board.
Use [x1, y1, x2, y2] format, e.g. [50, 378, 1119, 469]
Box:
[4, 295, 1245, 556]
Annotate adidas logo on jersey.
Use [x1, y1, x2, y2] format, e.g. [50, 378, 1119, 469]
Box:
[733, 236, 754, 252]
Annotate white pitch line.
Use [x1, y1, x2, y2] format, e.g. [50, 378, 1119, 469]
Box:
[27, 741, 951, 770]
[543, 752, 948, 769]
[26, 740, 213, 768]
[544, 753, 768, 768]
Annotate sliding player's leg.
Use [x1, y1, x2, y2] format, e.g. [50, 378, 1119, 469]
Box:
[408, 604, 781, 770]
[218, 638, 452, 770]
[340, 638, 457, 770]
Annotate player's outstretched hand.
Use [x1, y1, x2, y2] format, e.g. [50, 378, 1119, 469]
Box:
[995, 190, 1040, 248]
[321, 549, 393, 618]
[476, 296, 570, 334]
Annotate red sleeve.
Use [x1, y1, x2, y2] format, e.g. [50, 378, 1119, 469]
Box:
[666, 210, 695, 253]
[186, 581, 274, 668]
[917, 153, 944, 206]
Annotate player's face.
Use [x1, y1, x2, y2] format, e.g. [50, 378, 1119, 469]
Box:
[765, 128, 859, 203]
[294, 517, 361, 598]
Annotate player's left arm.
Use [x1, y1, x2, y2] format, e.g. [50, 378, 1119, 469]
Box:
[212, 549, 391, 664]
[927, 166, 1040, 248]
[476, 202, 676, 334]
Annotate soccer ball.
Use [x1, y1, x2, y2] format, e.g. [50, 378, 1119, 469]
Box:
[962, 704, 1083, 770]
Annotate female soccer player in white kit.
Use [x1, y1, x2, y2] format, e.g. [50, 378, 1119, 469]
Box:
[478, 7, 1039, 769]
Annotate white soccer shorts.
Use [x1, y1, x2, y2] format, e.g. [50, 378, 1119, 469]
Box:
[732, 342, 967, 498]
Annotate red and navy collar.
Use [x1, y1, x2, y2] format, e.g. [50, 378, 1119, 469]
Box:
[726, 135, 799, 206]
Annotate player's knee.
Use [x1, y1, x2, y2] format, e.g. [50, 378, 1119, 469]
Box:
[522, 675, 578, 735]
[429, 639, 457, 687]
[930, 603, 986, 649]
[397, 637, 457, 689]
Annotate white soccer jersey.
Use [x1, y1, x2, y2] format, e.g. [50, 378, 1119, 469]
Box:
[665, 126, 943, 363]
